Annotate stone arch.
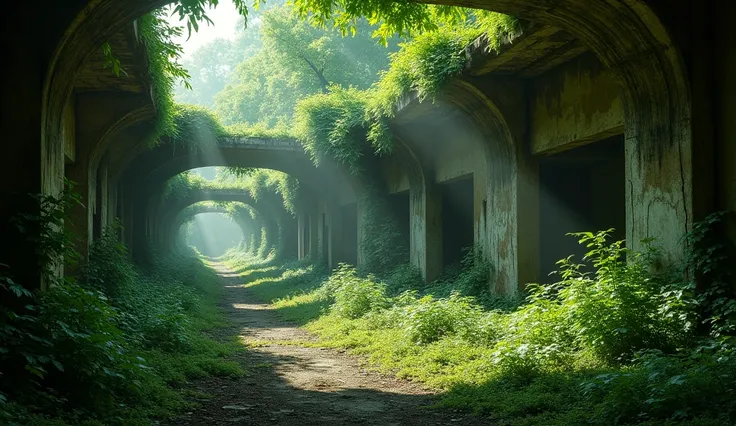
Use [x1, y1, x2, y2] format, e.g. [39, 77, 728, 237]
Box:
[156, 187, 296, 260]
[44, 0, 692, 275]
[172, 202, 256, 253]
[445, 79, 535, 292]
[392, 79, 528, 290]
[90, 105, 155, 178]
[391, 137, 443, 281]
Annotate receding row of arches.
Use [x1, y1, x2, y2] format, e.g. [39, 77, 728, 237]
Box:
[1, 0, 724, 296]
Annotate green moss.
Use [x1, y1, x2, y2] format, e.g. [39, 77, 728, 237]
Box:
[293, 12, 520, 159]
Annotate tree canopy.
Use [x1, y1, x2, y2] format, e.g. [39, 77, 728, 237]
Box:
[211, 4, 397, 127]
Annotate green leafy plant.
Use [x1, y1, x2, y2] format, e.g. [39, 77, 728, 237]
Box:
[0, 189, 243, 424]
[228, 214, 736, 424]
[320, 264, 389, 319]
[399, 292, 481, 344]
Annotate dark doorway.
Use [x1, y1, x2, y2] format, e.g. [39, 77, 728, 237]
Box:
[539, 135, 626, 281]
[440, 175, 474, 269]
[303, 214, 311, 257]
[388, 191, 410, 253]
[322, 213, 329, 262]
[340, 203, 358, 266]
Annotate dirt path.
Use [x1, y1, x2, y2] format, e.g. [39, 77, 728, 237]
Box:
[167, 263, 491, 426]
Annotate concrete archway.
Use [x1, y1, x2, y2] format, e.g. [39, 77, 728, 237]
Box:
[173, 202, 257, 254]
[157, 187, 297, 259]
[392, 79, 532, 291]
[42, 0, 693, 265]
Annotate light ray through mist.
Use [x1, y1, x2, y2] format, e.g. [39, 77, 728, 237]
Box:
[188, 212, 243, 258]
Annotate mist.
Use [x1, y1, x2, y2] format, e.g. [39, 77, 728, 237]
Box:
[186, 212, 243, 257]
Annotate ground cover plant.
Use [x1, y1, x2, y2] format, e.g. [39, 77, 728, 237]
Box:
[228, 214, 736, 425]
[0, 190, 243, 426]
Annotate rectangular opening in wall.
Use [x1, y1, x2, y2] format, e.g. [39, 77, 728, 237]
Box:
[538, 134, 625, 281]
[322, 212, 329, 261]
[303, 214, 311, 257]
[93, 173, 103, 241]
[387, 190, 410, 255]
[439, 174, 474, 270]
[340, 203, 358, 266]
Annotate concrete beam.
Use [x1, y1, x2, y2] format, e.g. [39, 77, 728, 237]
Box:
[529, 53, 623, 155]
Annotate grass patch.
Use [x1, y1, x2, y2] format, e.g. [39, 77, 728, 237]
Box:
[225, 223, 736, 425]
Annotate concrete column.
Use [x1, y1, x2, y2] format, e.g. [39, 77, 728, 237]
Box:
[513, 156, 540, 289]
[356, 199, 366, 269]
[297, 212, 308, 260]
[410, 181, 443, 282]
[317, 203, 328, 262]
[107, 182, 118, 230]
[121, 193, 134, 253]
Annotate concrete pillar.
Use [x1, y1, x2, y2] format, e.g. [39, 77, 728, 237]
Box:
[121, 193, 134, 253]
[298, 212, 308, 260]
[512, 156, 540, 289]
[410, 181, 443, 282]
[356, 199, 366, 269]
[107, 181, 118, 230]
[453, 78, 540, 293]
[317, 203, 328, 262]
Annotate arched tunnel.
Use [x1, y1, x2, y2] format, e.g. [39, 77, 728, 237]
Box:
[0, 0, 734, 424]
[0, 0, 708, 289]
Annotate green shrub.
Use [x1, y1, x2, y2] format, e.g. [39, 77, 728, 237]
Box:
[227, 214, 736, 424]
[1, 209, 241, 424]
[583, 343, 736, 424]
[399, 292, 481, 344]
[325, 265, 389, 319]
[538, 231, 696, 364]
[384, 263, 423, 294]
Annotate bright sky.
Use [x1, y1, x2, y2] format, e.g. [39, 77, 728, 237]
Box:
[165, 1, 244, 59]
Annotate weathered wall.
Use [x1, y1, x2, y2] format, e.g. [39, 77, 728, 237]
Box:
[380, 154, 410, 194]
[529, 53, 623, 155]
[0, 0, 719, 294]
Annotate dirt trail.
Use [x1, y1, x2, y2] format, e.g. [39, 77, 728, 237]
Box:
[167, 263, 491, 426]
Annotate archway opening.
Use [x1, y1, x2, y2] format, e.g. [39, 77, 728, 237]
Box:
[539, 134, 626, 280]
[340, 203, 358, 266]
[186, 212, 244, 257]
[440, 174, 474, 270]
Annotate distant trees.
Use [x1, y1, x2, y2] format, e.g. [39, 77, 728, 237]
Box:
[173, 33, 261, 107]
[210, 5, 397, 127]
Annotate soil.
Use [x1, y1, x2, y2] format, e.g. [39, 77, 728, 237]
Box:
[166, 264, 492, 426]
